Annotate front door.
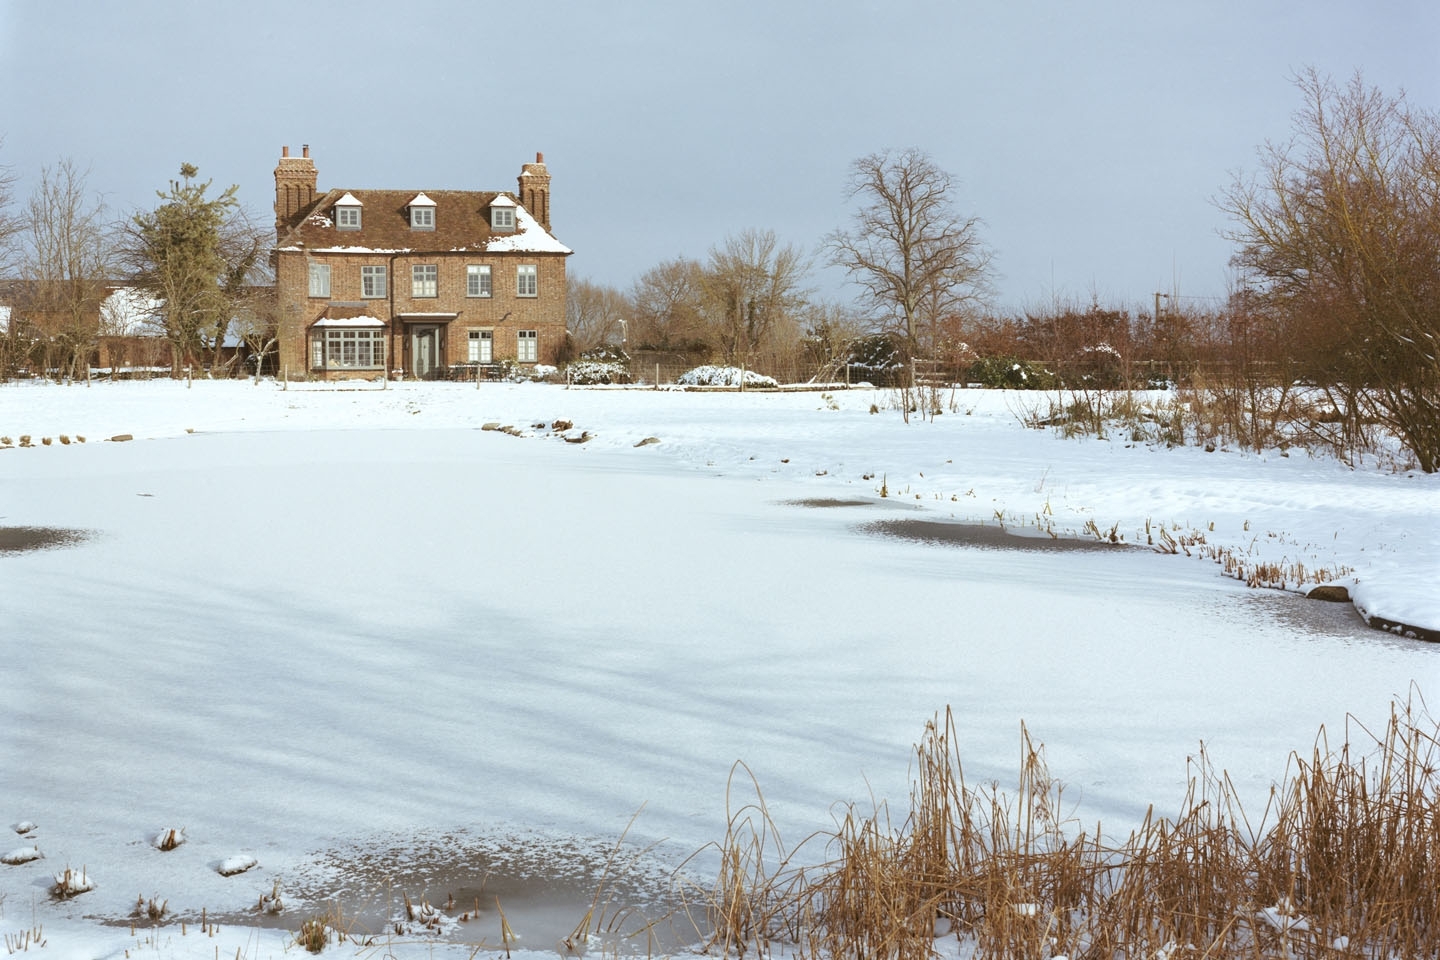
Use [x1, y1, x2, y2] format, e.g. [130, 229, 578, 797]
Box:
[411, 326, 440, 379]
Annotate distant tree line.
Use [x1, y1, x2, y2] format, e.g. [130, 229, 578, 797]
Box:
[0, 150, 271, 381]
[1, 68, 1435, 468]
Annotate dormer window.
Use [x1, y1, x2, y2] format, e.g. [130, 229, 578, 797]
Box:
[489, 196, 517, 233]
[334, 193, 362, 231]
[408, 193, 436, 231]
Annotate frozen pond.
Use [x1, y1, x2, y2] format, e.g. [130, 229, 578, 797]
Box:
[1, 389, 1435, 956]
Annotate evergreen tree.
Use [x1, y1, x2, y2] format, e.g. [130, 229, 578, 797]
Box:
[123, 164, 264, 374]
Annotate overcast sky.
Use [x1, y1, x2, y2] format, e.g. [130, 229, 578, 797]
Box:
[2, 0, 1436, 313]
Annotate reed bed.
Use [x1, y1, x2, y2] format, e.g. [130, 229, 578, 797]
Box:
[686, 696, 1438, 959]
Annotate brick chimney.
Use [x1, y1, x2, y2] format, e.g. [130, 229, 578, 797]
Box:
[274, 144, 318, 237]
[518, 151, 551, 232]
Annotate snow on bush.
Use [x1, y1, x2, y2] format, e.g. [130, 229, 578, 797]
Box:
[566, 359, 632, 385]
[216, 854, 258, 876]
[151, 826, 186, 851]
[1, 845, 42, 865]
[676, 365, 779, 388]
[13, 820, 38, 834]
[52, 865, 94, 896]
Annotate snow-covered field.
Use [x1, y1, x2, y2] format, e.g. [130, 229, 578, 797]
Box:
[1, 379, 1435, 960]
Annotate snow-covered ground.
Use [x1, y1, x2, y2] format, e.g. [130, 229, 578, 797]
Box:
[0, 379, 1435, 960]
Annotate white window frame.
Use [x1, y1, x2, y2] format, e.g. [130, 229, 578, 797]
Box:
[335, 206, 361, 230]
[308, 262, 331, 298]
[516, 264, 538, 298]
[468, 329, 493, 363]
[490, 207, 515, 231]
[361, 265, 387, 299]
[517, 329, 538, 362]
[314, 328, 387, 370]
[412, 264, 438, 298]
[466, 264, 492, 298]
[410, 206, 435, 231]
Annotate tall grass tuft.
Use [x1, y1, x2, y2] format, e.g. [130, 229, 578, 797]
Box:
[689, 696, 1439, 959]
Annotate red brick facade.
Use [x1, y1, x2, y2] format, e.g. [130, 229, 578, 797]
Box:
[271, 146, 570, 380]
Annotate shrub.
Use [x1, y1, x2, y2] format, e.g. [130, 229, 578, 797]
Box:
[566, 346, 633, 385]
[676, 365, 779, 388]
[967, 356, 1059, 389]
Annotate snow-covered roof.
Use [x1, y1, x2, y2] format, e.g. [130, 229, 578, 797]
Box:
[302, 246, 414, 254]
[311, 315, 386, 328]
[484, 205, 572, 254]
[334, 192, 362, 206]
[276, 188, 570, 255]
[100, 287, 166, 337]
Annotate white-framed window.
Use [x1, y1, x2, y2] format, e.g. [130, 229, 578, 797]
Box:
[308, 262, 331, 298]
[313, 328, 387, 370]
[412, 264, 438, 298]
[491, 207, 514, 231]
[517, 329, 538, 362]
[410, 206, 434, 230]
[336, 206, 361, 230]
[517, 264, 538, 298]
[361, 265, 387, 298]
[468, 329, 493, 363]
[466, 264, 492, 297]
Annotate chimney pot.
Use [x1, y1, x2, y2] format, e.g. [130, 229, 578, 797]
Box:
[536, 151, 544, 163]
[302, 144, 310, 158]
[282, 145, 290, 157]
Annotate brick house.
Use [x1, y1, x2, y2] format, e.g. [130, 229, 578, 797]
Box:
[271, 145, 571, 380]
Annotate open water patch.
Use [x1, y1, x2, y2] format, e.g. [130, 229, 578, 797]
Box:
[0, 526, 91, 554]
[860, 518, 1136, 553]
[193, 829, 698, 956]
[782, 497, 876, 509]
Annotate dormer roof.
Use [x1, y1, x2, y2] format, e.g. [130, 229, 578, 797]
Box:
[275, 189, 570, 255]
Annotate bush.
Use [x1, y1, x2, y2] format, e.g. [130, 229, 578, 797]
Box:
[565, 346, 633, 385]
[676, 365, 779, 388]
[966, 355, 1059, 389]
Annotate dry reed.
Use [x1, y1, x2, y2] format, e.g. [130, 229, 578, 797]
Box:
[686, 696, 1438, 959]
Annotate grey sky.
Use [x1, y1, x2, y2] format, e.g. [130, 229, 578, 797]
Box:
[2, 0, 1436, 313]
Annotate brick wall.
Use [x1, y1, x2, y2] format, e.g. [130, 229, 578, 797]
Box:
[275, 250, 567, 379]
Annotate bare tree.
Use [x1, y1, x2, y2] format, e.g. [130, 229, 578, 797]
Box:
[701, 228, 810, 364]
[0, 141, 20, 376]
[0, 138, 20, 274]
[827, 149, 992, 359]
[1220, 69, 1440, 471]
[230, 279, 279, 385]
[630, 257, 709, 353]
[566, 277, 632, 354]
[17, 159, 115, 381]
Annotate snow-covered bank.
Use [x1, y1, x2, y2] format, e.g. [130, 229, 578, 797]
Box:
[3, 378, 1435, 636]
[0, 379, 1435, 960]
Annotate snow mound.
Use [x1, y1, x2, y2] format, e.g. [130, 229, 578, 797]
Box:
[52, 866, 94, 896]
[151, 827, 186, 851]
[12, 821, 38, 834]
[676, 365, 779, 388]
[216, 854, 257, 876]
[1, 845, 42, 865]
